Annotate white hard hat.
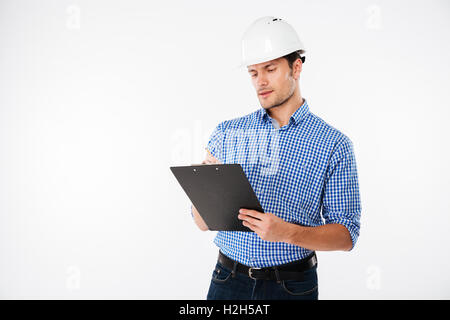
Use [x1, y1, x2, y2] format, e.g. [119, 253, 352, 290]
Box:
[240, 16, 306, 68]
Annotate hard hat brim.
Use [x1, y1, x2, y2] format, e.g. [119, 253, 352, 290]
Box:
[237, 47, 306, 70]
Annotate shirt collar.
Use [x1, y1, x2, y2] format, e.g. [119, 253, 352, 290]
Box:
[259, 98, 309, 127]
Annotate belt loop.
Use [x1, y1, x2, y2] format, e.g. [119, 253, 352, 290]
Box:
[231, 261, 237, 278]
[274, 267, 281, 284]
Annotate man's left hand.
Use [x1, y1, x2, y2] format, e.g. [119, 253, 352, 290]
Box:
[238, 209, 292, 242]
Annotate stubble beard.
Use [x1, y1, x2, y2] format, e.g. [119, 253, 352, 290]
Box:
[263, 81, 295, 110]
[263, 75, 296, 111]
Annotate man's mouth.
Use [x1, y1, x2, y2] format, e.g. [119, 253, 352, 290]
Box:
[259, 90, 273, 98]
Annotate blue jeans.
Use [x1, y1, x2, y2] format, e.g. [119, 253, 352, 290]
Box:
[206, 258, 318, 300]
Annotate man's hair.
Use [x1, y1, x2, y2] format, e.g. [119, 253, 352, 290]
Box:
[282, 50, 305, 70]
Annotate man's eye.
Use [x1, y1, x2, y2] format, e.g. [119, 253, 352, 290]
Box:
[268, 69, 275, 72]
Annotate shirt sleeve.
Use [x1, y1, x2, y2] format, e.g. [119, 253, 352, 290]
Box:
[322, 136, 361, 250]
[205, 121, 225, 162]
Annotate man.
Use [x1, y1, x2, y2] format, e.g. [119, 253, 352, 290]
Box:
[191, 16, 361, 300]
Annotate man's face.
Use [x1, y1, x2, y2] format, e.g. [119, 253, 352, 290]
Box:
[247, 57, 299, 110]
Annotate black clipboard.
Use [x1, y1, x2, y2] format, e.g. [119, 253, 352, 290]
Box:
[170, 164, 264, 231]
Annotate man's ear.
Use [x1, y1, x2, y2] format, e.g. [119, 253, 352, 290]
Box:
[294, 58, 302, 80]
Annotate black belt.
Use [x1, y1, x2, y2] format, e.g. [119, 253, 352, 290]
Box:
[217, 250, 317, 282]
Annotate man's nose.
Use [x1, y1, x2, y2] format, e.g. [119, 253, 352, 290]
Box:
[257, 74, 268, 88]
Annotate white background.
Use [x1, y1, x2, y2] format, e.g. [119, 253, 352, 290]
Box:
[1, 0, 449, 299]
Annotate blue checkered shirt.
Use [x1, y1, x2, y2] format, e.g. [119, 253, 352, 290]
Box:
[193, 99, 361, 267]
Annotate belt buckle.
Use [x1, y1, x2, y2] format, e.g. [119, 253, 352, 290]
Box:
[248, 267, 262, 280]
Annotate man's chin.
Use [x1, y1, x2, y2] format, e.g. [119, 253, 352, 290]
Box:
[262, 103, 277, 110]
[260, 100, 273, 109]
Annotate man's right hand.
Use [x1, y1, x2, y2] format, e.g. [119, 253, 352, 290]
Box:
[202, 149, 221, 165]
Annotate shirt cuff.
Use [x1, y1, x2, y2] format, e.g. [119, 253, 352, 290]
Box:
[327, 217, 360, 250]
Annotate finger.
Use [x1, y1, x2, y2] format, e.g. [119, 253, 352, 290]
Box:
[239, 209, 264, 220]
[238, 213, 263, 227]
[205, 149, 221, 164]
[242, 220, 261, 232]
